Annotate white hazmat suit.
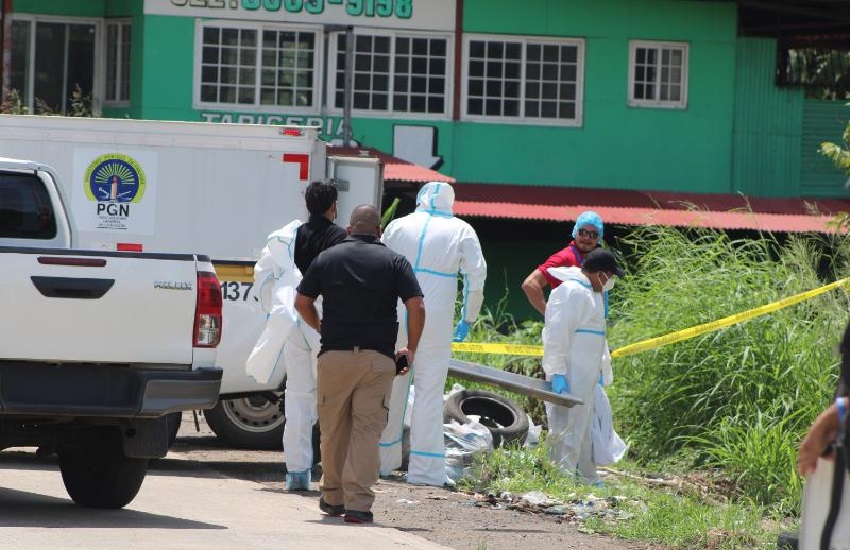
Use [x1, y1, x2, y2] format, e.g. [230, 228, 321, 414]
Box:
[379, 182, 487, 486]
[245, 221, 321, 476]
[542, 266, 610, 483]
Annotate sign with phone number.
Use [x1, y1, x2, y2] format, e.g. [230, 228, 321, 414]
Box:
[168, 0, 410, 18]
[148, 0, 454, 31]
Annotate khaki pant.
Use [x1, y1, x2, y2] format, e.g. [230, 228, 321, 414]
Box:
[317, 348, 395, 513]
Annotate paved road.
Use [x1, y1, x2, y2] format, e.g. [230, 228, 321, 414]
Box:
[0, 446, 450, 550]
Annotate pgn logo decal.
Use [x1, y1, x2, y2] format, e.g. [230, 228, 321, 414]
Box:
[84, 154, 146, 228]
[85, 154, 146, 204]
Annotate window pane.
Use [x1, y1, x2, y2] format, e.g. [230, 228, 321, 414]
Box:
[120, 23, 132, 101]
[389, 36, 447, 114]
[394, 74, 409, 94]
[374, 74, 389, 91]
[486, 98, 501, 116]
[470, 41, 485, 58]
[428, 97, 443, 113]
[374, 54, 390, 73]
[412, 38, 427, 55]
[106, 25, 118, 101]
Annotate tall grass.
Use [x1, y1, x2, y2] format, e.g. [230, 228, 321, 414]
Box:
[608, 225, 850, 512]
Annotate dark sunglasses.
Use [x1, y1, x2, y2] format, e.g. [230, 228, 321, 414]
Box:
[578, 228, 599, 239]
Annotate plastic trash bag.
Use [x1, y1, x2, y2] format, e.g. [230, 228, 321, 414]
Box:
[444, 420, 493, 483]
[524, 416, 542, 448]
[591, 384, 627, 465]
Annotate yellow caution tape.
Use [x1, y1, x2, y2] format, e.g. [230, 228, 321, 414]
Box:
[210, 257, 849, 358]
[610, 276, 850, 358]
[451, 277, 850, 359]
[452, 342, 543, 356]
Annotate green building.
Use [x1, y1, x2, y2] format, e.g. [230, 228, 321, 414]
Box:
[4, 0, 849, 318]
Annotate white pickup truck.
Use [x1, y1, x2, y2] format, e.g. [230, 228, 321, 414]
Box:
[0, 114, 383, 451]
[0, 157, 223, 509]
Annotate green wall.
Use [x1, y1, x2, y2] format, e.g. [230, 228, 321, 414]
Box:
[731, 38, 804, 197]
[453, 0, 737, 192]
[800, 101, 849, 196]
[12, 0, 106, 16]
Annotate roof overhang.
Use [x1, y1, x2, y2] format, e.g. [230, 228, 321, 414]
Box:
[736, 0, 850, 39]
[450, 183, 850, 233]
[327, 146, 454, 184]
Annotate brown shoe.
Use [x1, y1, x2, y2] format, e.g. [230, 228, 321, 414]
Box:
[343, 510, 374, 524]
[319, 497, 344, 517]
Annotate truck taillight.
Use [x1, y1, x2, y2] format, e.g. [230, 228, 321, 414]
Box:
[194, 271, 222, 347]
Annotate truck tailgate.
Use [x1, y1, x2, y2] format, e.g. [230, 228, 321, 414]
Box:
[0, 248, 199, 365]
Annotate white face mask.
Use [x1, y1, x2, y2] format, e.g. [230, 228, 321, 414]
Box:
[601, 273, 616, 292]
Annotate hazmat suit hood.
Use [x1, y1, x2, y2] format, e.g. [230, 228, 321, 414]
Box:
[415, 181, 454, 216]
[547, 266, 592, 288]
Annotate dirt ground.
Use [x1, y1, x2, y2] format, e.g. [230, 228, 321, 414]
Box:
[164, 412, 664, 550]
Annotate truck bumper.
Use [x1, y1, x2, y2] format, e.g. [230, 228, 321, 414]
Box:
[0, 361, 223, 418]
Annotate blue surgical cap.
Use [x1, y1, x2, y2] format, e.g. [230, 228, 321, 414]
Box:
[571, 210, 604, 239]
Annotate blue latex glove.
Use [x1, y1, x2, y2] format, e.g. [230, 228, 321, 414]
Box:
[453, 320, 472, 342]
[551, 374, 570, 395]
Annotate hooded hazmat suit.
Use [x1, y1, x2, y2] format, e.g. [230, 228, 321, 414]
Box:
[542, 266, 609, 483]
[246, 220, 321, 476]
[379, 182, 487, 486]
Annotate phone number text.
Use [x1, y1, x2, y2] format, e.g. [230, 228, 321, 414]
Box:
[170, 0, 413, 19]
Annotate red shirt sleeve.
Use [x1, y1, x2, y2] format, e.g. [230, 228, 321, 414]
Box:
[537, 244, 581, 288]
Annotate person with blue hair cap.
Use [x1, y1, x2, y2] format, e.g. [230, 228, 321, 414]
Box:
[522, 210, 604, 316]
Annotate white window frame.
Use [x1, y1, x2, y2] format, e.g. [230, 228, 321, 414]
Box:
[461, 33, 584, 127]
[104, 18, 132, 105]
[326, 29, 453, 120]
[192, 19, 324, 114]
[628, 40, 689, 109]
[9, 14, 104, 115]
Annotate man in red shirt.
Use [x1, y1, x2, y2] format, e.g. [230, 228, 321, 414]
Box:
[521, 210, 604, 316]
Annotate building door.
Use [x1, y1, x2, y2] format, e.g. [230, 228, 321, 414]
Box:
[10, 19, 97, 115]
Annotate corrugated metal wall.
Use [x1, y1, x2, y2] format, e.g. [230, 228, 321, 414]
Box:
[800, 101, 848, 196]
[732, 38, 804, 197]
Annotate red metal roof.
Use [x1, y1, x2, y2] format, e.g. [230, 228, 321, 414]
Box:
[327, 146, 455, 184]
[451, 183, 850, 233]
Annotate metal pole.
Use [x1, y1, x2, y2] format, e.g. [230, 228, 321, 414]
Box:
[343, 25, 354, 147]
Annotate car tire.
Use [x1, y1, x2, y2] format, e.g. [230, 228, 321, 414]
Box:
[776, 532, 798, 550]
[204, 394, 286, 450]
[205, 395, 321, 464]
[58, 427, 149, 509]
[443, 389, 529, 448]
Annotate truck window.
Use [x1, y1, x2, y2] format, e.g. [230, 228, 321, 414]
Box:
[0, 173, 57, 240]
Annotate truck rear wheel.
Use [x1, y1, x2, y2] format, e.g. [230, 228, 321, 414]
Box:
[204, 394, 286, 450]
[58, 427, 150, 509]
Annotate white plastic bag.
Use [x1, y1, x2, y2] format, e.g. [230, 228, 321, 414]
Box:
[444, 420, 493, 482]
[591, 384, 627, 465]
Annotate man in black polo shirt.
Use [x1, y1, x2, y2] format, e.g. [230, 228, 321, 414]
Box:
[295, 205, 425, 524]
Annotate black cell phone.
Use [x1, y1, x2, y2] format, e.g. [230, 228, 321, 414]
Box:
[395, 354, 409, 374]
